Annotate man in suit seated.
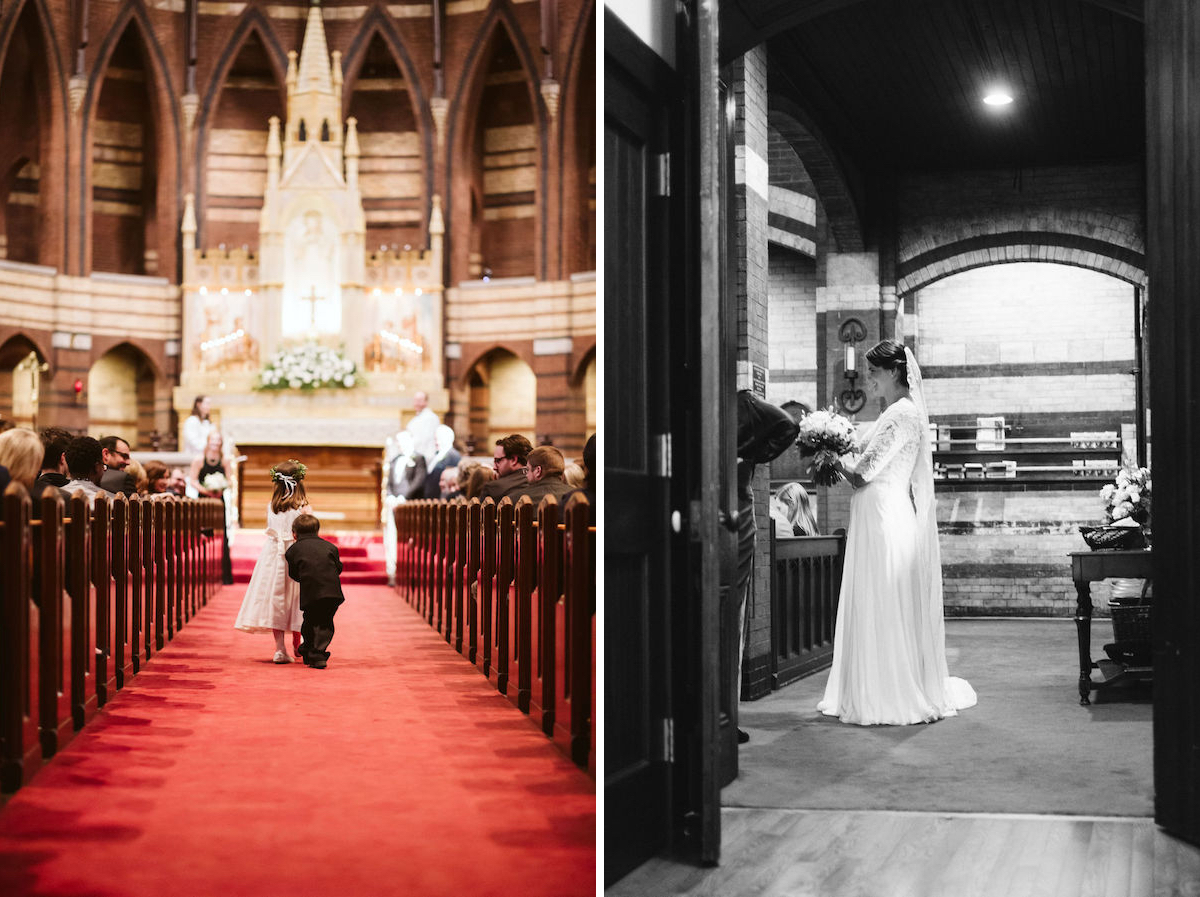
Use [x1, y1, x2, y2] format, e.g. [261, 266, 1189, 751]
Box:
[514, 445, 573, 504]
[479, 434, 533, 503]
[99, 435, 137, 495]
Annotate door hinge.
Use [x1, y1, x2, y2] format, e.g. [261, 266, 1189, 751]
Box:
[662, 717, 674, 763]
[651, 152, 671, 197]
[654, 433, 672, 478]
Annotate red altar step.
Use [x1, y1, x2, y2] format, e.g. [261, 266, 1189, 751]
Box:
[229, 530, 389, 586]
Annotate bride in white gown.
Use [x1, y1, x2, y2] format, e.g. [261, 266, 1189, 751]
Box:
[817, 340, 977, 725]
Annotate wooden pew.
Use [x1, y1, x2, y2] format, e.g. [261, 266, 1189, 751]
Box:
[111, 496, 132, 689]
[66, 493, 99, 729]
[461, 501, 480, 663]
[1, 483, 41, 791]
[37, 492, 72, 758]
[554, 494, 594, 766]
[492, 500, 516, 693]
[506, 497, 536, 714]
[127, 496, 147, 674]
[92, 497, 116, 707]
[475, 499, 496, 677]
[529, 496, 562, 735]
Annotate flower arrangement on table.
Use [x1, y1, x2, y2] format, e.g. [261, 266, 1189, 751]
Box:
[1100, 466, 1151, 525]
[255, 342, 361, 391]
[796, 405, 858, 487]
[1080, 466, 1152, 551]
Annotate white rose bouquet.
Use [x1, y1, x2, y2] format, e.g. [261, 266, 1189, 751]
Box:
[796, 405, 858, 487]
[1100, 466, 1151, 525]
[201, 472, 230, 493]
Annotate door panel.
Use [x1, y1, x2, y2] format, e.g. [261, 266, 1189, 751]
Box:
[604, 11, 675, 883]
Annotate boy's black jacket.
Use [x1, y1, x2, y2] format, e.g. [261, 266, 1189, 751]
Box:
[285, 533, 346, 610]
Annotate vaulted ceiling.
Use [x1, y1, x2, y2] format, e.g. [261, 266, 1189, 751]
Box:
[723, 0, 1145, 176]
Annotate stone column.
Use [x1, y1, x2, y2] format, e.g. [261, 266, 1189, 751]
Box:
[731, 46, 773, 700]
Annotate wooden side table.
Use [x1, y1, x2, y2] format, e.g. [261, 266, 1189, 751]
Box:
[1069, 549, 1153, 705]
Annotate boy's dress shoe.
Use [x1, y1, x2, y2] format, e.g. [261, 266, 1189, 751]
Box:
[310, 660, 327, 669]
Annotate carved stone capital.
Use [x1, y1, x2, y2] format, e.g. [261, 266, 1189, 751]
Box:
[181, 92, 200, 134]
[540, 78, 561, 121]
[430, 97, 448, 149]
[68, 75, 88, 118]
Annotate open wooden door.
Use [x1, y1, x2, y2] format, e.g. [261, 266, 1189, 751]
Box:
[604, 10, 682, 883]
[604, 0, 729, 879]
[1147, 0, 1200, 849]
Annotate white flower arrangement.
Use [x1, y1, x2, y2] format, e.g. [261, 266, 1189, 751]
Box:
[201, 471, 230, 492]
[1100, 466, 1151, 525]
[255, 342, 361, 391]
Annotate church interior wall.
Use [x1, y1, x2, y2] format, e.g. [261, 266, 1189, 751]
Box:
[732, 38, 1151, 698]
[915, 262, 1138, 615]
[0, 0, 595, 449]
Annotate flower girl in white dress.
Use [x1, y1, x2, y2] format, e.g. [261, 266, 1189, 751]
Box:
[818, 340, 977, 725]
[234, 459, 311, 663]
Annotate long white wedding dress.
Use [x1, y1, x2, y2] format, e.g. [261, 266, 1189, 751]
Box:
[818, 380, 977, 725]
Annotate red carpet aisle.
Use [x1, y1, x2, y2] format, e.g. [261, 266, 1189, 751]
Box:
[0, 584, 595, 897]
[231, 531, 389, 586]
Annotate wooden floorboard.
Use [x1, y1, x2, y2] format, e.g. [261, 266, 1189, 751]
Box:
[606, 810, 1200, 897]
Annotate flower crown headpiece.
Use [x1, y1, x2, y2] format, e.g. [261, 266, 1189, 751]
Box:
[270, 460, 308, 498]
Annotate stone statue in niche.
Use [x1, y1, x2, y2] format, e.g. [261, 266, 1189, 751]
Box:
[282, 208, 342, 338]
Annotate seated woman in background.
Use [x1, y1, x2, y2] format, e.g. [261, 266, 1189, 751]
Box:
[143, 461, 175, 498]
[770, 481, 819, 537]
[0, 427, 44, 492]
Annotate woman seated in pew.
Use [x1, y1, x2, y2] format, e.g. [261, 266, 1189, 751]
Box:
[143, 461, 178, 499]
[770, 482, 819, 537]
[0, 427, 43, 494]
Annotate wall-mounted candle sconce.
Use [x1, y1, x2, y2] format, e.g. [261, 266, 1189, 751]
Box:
[839, 317, 867, 414]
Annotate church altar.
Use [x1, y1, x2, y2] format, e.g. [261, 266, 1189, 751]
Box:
[172, 2, 445, 527]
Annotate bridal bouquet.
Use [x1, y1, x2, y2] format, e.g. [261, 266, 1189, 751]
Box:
[796, 405, 858, 487]
[201, 471, 230, 493]
[1100, 466, 1151, 525]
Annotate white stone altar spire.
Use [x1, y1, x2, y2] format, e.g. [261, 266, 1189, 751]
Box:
[286, 0, 342, 158]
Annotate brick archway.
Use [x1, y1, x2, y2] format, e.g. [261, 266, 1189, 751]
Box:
[897, 231, 1147, 295]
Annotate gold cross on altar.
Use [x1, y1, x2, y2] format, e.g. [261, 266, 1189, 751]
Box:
[301, 286, 324, 328]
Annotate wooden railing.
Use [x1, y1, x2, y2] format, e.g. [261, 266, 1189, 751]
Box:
[769, 529, 846, 690]
[395, 494, 595, 771]
[0, 484, 226, 793]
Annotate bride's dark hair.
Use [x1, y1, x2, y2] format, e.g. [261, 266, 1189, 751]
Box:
[864, 339, 909, 387]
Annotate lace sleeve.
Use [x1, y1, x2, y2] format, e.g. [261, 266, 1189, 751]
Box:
[849, 406, 918, 483]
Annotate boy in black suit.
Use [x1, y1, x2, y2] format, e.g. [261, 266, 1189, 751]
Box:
[285, 514, 345, 669]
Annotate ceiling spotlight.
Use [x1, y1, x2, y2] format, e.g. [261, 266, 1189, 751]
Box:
[983, 91, 1013, 106]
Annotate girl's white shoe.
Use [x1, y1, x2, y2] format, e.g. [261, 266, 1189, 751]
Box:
[272, 650, 292, 664]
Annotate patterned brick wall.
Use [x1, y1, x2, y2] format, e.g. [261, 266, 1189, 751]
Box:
[914, 262, 1138, 613]
[766, 245, 817, 409]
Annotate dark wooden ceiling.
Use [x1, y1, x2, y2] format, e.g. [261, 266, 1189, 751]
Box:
[724, 0, 1145, 175]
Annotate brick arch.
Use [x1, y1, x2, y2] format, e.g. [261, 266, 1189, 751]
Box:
[767, 95, 863, 253]
[457, 342, 535, 390]
[570, 342, 595, 388]
[0, 330, 49, 368]
[87, 338, 164, 447]
[341, 10, 434, 246]
[897, 231, 1147, 295]
[193, 9, 288, 242]
[0, 0, 69, 268]
[91, 336, 164, 382]
[557, 0, 596, 277]
[80, 0, 183, 278]
[446, 2, 549, 283]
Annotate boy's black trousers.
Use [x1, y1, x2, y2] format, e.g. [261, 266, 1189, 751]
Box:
[299, 597, 340, 663]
